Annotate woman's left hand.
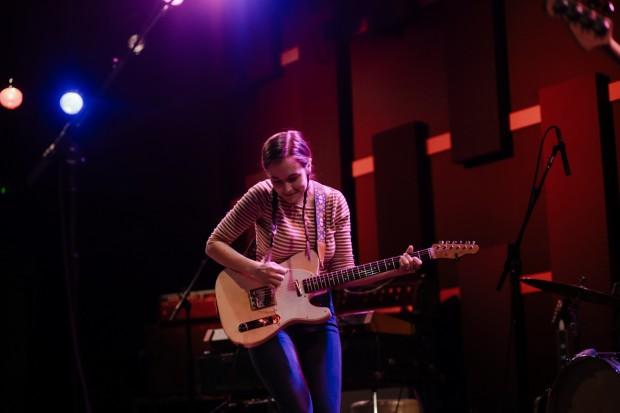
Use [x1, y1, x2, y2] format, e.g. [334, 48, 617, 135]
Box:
[399, 245, 423, 273]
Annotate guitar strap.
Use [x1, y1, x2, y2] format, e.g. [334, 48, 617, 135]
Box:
[313, 181, 327, 270]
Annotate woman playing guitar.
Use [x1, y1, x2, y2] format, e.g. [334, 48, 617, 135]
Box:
[206, 130, 421, 413]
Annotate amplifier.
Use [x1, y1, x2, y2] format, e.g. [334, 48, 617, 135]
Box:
[339, 312, 419, 391]
[334, 280, 419, 314]
[198, 348, 267, 399]
[341, 331, 420, 391]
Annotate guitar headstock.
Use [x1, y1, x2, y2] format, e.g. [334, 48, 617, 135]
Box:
[546, 0, 615, 50]
[431, 241, 479, 260]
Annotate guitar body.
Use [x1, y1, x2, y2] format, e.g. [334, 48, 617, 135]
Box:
[215, 250, 331, 348]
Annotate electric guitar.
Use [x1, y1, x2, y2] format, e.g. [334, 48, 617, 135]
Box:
[215, 241, 479, 347]
[546, 0, 620, 59]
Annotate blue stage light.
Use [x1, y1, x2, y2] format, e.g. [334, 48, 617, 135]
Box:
[59, 91, 84, 115]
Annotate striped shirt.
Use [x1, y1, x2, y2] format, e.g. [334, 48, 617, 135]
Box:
[208, 179, 355, 274]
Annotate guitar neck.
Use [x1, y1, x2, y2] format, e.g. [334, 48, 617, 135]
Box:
[302, 248, 433, 293]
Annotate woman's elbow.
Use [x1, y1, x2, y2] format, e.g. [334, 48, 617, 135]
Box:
[205, 239, 217, 257]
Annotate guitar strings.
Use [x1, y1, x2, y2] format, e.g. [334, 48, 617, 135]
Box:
[251, 244, 474, 298]
[250, 248, 435, 298]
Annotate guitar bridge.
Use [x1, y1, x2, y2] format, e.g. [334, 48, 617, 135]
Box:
[249, 287, 276, 310]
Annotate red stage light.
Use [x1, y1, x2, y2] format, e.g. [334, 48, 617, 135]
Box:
[0, 79, 23, 110]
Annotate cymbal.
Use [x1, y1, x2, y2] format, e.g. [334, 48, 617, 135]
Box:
[520, 277, 620, 306]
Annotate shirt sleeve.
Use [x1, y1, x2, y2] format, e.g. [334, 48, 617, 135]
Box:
[207, 183, 267, 245]
[328, 190, 355, 271]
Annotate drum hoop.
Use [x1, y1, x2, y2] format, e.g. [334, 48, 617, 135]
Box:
[569, 352, 620, 374]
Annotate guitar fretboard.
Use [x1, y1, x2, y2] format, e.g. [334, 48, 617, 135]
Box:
[302, 248, 432, 293]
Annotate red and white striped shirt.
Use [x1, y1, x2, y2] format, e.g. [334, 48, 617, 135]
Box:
[208, 179, 355, 273]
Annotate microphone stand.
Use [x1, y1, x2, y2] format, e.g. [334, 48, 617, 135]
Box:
[61, 136, 92, 413]
[168, 257, 209, 412]
[497, 127, 564, 412]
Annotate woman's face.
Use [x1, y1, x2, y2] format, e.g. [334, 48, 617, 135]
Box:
[266, 156, 309, 205]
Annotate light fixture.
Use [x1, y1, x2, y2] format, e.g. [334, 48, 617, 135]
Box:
[163, 0, 184, 6]
[128, 34, 146, 55]
[0, 78, 24, 110]
[59, 91, 84, 115]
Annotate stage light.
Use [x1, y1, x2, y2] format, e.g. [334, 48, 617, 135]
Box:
[0, 79, 24, 110]
[59, 91, 84, 115]
[163, 0, 184, 6]
[128, 34, 145, 55]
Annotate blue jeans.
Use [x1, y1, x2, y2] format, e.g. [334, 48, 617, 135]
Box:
[248, 321, 342, 413]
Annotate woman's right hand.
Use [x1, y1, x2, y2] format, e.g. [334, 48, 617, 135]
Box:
[251, 260, 287, 287]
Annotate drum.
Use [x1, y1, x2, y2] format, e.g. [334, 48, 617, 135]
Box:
[546, 351, 620, 413]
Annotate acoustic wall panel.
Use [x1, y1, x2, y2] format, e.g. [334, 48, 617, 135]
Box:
[447, 0, 512, 165]
[373, 122, 434, 257]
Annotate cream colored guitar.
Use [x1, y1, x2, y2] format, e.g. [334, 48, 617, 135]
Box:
[215, 241, 479, 348]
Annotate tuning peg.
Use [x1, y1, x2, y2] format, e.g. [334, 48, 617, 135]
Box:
[553, 0, 570, 15]
[593, 15, 611, 35]
[566, 2, 585, 22]
[601, 1, 615, 16]
[579, 9, 596, 29]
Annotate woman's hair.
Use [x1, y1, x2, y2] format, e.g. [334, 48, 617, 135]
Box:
[261, 130, 312, 171]
[261, 130, 314, 261]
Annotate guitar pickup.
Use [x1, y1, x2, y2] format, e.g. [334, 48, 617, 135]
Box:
[238, 314, 281, 332]
[249, 287, 276, 310]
